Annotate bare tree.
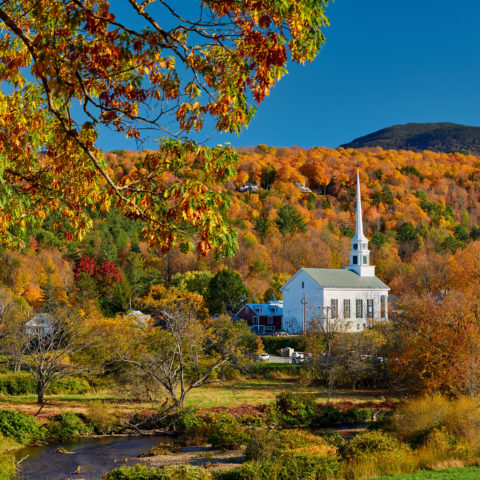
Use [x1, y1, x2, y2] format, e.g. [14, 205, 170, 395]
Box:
[3, 308, 96, 404]
[305, 307, 347, 399]
[121, 294, 259, 409]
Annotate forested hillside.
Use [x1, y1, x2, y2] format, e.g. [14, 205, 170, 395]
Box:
[341, 123, 480, 155]
[2, 145, 480, 316]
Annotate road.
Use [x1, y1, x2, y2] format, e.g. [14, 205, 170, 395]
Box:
[265, 355, 292, 364]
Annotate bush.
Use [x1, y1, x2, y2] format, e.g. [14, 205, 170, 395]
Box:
[0, 455, 16, 480]
[260, 336, 305, 355]
[312, 405, 344, 427]
[47, 376, 90, 394]
[170, 409, 205, 435]
[274, 392, 318, 426]
[207, 413, 249, 450]
[245, 429, 337, 462]
[45, 412, 93, 440]
[393, 395, 480, 448]
[343, 407, 372, 424]
[0, 410, 41, 443]
[317, 429, 345, 449]
[219, 455, 339, 480]
[342, 430, 405, 460]
[105, 464, 214, 480]
[0, 373, 90, 396]
[86, 402, 121, 434]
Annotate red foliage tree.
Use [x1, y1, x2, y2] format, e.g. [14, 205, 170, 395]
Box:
[75, 257, 97, 279]
[95, 261, 123, 286]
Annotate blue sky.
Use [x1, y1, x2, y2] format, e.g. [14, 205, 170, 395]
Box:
[98, 0, 480, 152]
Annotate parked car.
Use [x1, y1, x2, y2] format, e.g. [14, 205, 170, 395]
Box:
[258, 353, 270, 361]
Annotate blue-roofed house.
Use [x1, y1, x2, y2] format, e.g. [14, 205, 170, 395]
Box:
[233, 301, 283, 335]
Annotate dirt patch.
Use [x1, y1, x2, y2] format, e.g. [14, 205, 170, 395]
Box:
[200, 403, 265, 418]
[141, 445, 244, 471]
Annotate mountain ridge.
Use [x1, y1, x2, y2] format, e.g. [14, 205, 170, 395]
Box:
[340, 122, 480, 155]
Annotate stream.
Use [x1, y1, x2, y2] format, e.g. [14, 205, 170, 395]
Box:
[14, 435, 170, 480]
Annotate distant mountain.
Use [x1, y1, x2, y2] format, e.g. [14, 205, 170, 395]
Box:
[340, 122, 480, 155]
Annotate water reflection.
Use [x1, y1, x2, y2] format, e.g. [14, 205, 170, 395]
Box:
[15, 435, 169, 480]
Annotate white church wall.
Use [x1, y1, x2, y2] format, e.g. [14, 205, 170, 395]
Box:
[322, 288, 389, 333]
[282, 270, 323, 334]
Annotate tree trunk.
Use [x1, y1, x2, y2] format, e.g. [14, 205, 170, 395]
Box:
[37, 383, 46, 405]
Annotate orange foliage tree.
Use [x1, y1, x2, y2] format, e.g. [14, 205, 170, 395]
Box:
[0, 0, 329, 254]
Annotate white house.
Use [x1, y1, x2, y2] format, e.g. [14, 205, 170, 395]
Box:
[25, 313, 54, 336]
[281, 171, 390, 334]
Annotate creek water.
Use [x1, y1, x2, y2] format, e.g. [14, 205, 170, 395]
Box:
[14, 435, 170, 480]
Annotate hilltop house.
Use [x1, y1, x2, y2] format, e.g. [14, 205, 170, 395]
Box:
[281, 171, 390, 334]
[233, 301, 283, 335]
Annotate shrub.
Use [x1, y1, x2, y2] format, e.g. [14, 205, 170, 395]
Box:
[245, 429, 337, 462]
[0, 373, 90, 396]
[0, 410, 41, 443]
[0, 455, 16, 480]
[86, 402, 121, 434]
[171, 409, 205, 435]
[393, 395, 480, 448]
[317, 429, 345, 449]
[45, 412, 93, 440]
[312, 405, 344, 427]
[105, 464, 214, 480]
[342, 430, 405, 461]
[260, 336, 305, 355]
[208, 413, 249, 450]
[275, 392, 318, 426]
[343, 407, 372, 423]
[47, 376, 90, 394]
[218, 455, 339, 480]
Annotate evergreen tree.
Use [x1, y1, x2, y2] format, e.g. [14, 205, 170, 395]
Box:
[206, 269, 250, 315]
[276, 204, 306, 235]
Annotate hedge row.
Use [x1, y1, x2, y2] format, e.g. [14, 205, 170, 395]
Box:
[260, 336, 305, 355]
[0, 373, 90, 396]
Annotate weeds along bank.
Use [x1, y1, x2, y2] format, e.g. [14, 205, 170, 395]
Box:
[1, 393, 480, 479]
[106, 393, 480, 480]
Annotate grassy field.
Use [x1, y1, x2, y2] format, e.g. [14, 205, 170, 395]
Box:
[373, 466, 480, 479]
[0, 378, 391, 419]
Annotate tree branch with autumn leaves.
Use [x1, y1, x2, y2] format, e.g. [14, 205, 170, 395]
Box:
[0, 0, 329, 254]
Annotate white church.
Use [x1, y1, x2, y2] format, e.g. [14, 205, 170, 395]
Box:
[281, 171, 390, 334]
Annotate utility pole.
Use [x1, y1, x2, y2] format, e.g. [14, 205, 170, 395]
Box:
[301, 294, 307, 335]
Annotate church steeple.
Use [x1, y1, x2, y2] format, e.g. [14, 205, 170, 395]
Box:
[346, 170, 375, 277]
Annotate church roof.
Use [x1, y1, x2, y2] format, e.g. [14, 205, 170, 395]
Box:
[302, 268, 389, 289]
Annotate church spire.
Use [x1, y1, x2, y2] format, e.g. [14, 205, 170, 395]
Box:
[346, 170, 375, 277]
[354, 170, 366, 241]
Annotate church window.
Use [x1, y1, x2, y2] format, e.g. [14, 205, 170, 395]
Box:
[331, 299, 338, 318]
[367, 299, 374, 318]
[344, 299, 351, 318]
[301, 281, 304, 289]
[363, 255, 368, 264]
[356, 299, 363, 318]
[353, 256, 358, 265]
[381, 295, 387, 318]
[353, 243, 358, 250]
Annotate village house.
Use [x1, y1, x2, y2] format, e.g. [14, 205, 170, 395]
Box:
[233, 301, 283, 335]
[281, 171, 390, 334]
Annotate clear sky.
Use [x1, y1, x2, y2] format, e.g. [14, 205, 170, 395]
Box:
[98, 0, 480, 152]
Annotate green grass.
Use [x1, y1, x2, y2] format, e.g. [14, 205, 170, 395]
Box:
[0, 379, 389, 417]
[373, 466, 480, 479]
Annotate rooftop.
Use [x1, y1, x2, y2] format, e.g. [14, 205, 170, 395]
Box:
[300, 268, 389, 289]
